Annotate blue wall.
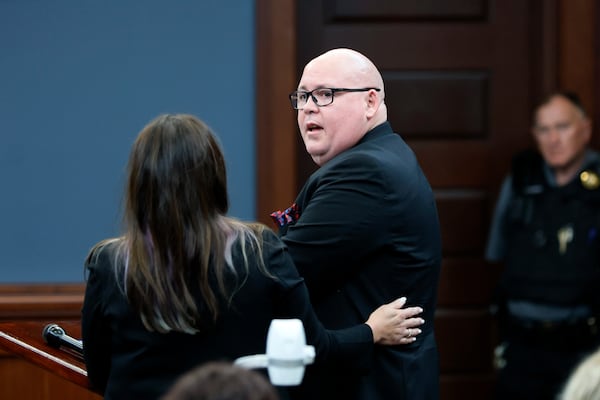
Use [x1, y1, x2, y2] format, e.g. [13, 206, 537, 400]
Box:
[0, 1, 255, 282]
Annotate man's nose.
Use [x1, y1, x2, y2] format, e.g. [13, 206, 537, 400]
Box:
[547, 128, 562, 142]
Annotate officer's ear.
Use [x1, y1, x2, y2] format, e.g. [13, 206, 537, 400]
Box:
[581, 117, 592, 145]
[530, 123, 542, 143]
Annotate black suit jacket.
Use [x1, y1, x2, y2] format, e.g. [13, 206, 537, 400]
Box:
[279, 122, 442, 400]
[82, 230, 374, 399]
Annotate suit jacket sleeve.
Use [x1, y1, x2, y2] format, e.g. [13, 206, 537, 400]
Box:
[81, 244, 114, 394]
[263, 229, 374, 370]
[281, 154, 389, 300]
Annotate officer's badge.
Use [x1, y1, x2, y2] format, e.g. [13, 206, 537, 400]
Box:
[580, 170, 600, 190]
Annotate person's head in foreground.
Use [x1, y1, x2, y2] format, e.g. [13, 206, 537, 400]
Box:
[161, 362, 279, 400]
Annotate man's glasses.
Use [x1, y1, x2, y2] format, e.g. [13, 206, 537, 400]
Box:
[289, 87, 381, 110]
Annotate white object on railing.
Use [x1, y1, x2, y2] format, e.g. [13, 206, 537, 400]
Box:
[234, 319, 315, 386]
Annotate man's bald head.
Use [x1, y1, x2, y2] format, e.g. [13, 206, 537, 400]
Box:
[305, 48, 385, 99]
[295, 48, 388, 165]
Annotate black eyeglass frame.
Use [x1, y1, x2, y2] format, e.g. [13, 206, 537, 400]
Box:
[288, 87, 381, 109]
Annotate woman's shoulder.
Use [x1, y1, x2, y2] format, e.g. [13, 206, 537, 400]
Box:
[85, 237, 124, 271]
[233, 220, 280, 246]
[232, 221, 289, 265]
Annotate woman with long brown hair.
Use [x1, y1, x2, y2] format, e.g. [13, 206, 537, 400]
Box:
[81, 114, 423, 399]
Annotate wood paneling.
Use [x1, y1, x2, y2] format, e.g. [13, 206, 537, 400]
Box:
[384, 70, 489, 138]
[325, 0, 487, 21]
[411, 142, 491, 187]
[440, 373, 495, 400]
[0, 354, 100, 400]
[0, 284, 84, 320]
[435, 309, 494, 372]
[255, 0, 299, 225]
[0, 284, 97, 400]
[559, 0, 595, 118]
[436, 189, 488, 255]
[437, 259, 503, 307]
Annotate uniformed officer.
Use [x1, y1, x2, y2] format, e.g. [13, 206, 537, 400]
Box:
[486, 92, 600, 400]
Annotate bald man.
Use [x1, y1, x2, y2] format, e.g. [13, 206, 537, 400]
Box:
[272, 48, 442, 399]
[486, 92, 600, 399]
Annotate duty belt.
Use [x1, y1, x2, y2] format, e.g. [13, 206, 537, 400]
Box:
[505, 314, 599, 350]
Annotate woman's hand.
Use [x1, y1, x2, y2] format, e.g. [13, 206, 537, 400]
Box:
[365, 297, 424, 345]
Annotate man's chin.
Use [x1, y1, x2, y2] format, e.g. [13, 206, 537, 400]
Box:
[306, 146, 324, 159]
[542, 154, 566, 168]
[546, 157, 582, 172]
[307, 150, 328, 166]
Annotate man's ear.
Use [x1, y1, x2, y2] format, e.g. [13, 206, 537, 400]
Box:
[530, 126, 537, 140]
[365, 89, 380, 118]
[582, 118, 593, 144]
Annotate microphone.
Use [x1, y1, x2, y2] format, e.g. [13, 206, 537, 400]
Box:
[235, 319, 315, 386]
[42, 323, 84, 356]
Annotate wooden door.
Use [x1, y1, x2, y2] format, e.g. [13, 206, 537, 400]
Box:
[290, 1, 555, 398]
[256, 0, 596, 398]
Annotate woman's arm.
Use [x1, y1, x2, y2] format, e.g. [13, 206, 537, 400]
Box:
[265, 230, 423, 372]
[81, 246, 113, 394]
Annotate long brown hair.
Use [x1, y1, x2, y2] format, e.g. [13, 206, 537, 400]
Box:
[90, 114, 268, 333]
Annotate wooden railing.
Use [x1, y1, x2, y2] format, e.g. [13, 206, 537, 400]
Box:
[0, 283, 100, 400]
